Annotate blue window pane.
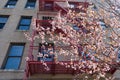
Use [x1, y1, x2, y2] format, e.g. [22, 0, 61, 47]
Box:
[5, 0, 17, 8]
[118, 54, 120, 58]
[26, 1, 36, 8]
[44, 58, 53, 61]
[0, 16, 8, 29]
[99, 21, 107, 29]
[28, 2, 35, 6]
[0, 17, 8, 23]
[20, 19, 31, 25]
[118, 50, 120, 59]
[18, 25, 29, 30]
[44, 2, 53, 10]
[5, 57, 21, 69]
[8, 1, 17, 5]
[9, 45, 24, 56]
[6, 5, 15, 8]
[18, 17, 32, 30]
[99, 21, 104, 24]
[0, 23, 5, 29]
[73, 25, 80, 31]
[45, 3, 53, 7]
[39, 58, 53, 61]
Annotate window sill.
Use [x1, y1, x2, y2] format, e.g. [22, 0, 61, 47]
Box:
[3, 7, 15, 9]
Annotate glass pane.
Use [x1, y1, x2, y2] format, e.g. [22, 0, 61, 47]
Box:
[38, 58, 53, 61]
[8, 1, 17, 5]
[7, 5, 15, 8]
[5, 57, 21, 69]
[6, 5, 15, 8]
[20, 18, 31, 25]
[99, 21, 106, 29]
[118, 50, 120, 59]
[9, 45, 24, 56]
[0, 17, 8, 23]
[5, 0, 17, 8]
[44, 58, 53, 61]
[44, 2, 53, 10]
[99, 21, 106, 26]
[73, 25, 80, 31]
[118, 54, 120, 59]
[18, 25, 29, 30]
[70, 4, 75, 8]
[28, 2, 35, 6]
[25, 0, 36, 8]
[45, 3, 52, 7]
[0, 23, 5, 29]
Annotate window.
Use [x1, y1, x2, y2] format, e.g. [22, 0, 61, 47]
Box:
[69, 2, 77, 9]
[37, 43, 54, 61]
[25, 0, 36, 9]
[5, 0, 18, 8]
[93, 5, 97, 9]
[4, 43, 25, 69]
[44, 1, 53, 10]
[118, 50, 120, 60]
[99, 20, 108, 29]
[17, 16, 32, 30]
[0, 15, 9, 29]
[42, 16, 53, 20]
[69, 3, 75, 8]
[73, 25, 80, 31]
[91, 4, 97, 10]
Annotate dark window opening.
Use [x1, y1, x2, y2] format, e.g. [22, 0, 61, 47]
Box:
[37, 42, 54, 61]
[25, 0, 36, 9]
[0, 15, 9, 29]
[118, 50, 120, 59]
[5, 0, 18, 8]
[42, 16, 53, 20]
[44, 1, 53, 11]
[69, 3, 76, 8]
[99, 20, 108, 29]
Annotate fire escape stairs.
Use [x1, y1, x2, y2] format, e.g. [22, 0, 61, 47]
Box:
[54, 1, 69, 13]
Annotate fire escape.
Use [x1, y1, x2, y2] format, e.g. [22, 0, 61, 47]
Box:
[23, 0, 118, 80]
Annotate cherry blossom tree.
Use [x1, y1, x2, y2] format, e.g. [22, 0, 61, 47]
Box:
[24, 1, 120, 80]
[91, 0, 120, 18]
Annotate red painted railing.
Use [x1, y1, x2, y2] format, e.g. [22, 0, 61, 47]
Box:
[27, 61, 78, 77]
[38, 0, 66, 11]
[36, 20, 67, 34]
[26, 61, 118, 77]
[36, 20, 52, 30]
[38, 0, 89, 13]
